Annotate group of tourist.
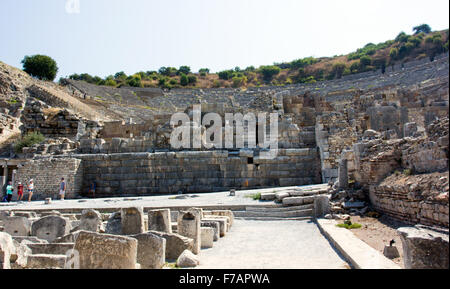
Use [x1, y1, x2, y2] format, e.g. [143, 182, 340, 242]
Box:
[1, 178, 66, 203]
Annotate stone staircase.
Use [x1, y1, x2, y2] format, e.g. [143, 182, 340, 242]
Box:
[234, 184, 330, 221]
[233, 204, 314, 221]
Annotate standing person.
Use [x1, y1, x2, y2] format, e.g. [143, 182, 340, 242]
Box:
[17, 182, 24, 202]
[89, 181, 96, 198]
[6, 181, 13, 203]
[59, 178, 66, 200]
[28, 179, 34, 202]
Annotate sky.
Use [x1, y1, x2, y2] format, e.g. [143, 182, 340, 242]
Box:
[0, 0, 449, 79]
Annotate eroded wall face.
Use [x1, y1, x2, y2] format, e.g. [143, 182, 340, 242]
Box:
[15, 158, 83, 199]
[79, 149, 321, 196]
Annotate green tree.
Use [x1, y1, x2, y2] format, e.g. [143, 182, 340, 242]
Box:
[218, 70, 234, 80]
[188, 75, 197, 85]
[178, 66, 191, 75]
[180, 74, 189, 86]
[413, 24, 431, 35]
[259, 65, 281, 82]
[21, 55, 58, 81]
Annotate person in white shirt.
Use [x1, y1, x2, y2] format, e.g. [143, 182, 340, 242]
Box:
[28, 179, 34, 202]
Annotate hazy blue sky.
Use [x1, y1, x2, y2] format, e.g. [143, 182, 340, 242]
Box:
[1, 0, 448, 79]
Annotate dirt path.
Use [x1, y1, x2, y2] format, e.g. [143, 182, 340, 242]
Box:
[350, 215, 407, 268]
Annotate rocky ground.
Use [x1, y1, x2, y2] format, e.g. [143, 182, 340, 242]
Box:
[349, 215, 407, 268]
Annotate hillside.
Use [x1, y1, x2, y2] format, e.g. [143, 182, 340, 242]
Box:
[66, 27, 449, 89]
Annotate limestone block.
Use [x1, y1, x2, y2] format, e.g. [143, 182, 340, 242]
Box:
[275, 192, 290, 202]
[3, 216, 31, 237]
[261, 192, 276, 201]
[74, 231, 138, 269]
[78, 209, 104, 232]
[201, 227, 214, 249]
[202, 217, 227, 237]
[176, 249, 199, 268]
[398, 226, 449, 269]
[148, 209, 172, 233]
[121, 207, 145, 235]
[131, 232, 166, 269]
[177, 208, 201, 254]
[25, 254, 67, 269]
[201, 221, 220, 241]
[150, 231, 194, 261]
[314, 195, 331, 218]
[0, 232, 15, 269]
[31, 216, 72, 242]
[282, 196, 315, 206]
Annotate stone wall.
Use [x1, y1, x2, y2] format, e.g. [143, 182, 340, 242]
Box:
[369, 172, 449, 227]
[78, 148, 321, 196]
[14, 158, 83, 199]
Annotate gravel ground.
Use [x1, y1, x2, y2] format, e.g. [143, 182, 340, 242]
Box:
[197, 219, 350, 269]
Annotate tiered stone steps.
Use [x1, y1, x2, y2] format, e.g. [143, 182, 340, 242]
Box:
[234, 204, 314, 221]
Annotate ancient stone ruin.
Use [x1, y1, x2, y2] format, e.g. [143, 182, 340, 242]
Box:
[0, 52, 449, 269]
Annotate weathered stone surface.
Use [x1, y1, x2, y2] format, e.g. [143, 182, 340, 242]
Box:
[178, 208, 201, 254]
[25, 254, 67, 269]
[13, 211, 37, 218]
[31, 215, 72, 242]
[121, 207, 145, 235]
[131, 232, 166, 269]
[282, 196, 314, 206]
[176, 249, 199, 268]
[260, 192, 276, 201]
[77, 209, 104, 232]
[27, 243, 75, 255]
[0, 232, 15, 269]
[201, 227, 214, 249]
[0, 211, 11, 220]
[343, 202, 365, 209]
[207, 210, 234, 227]
[10, 240, 32, 269]
[202, 218, 227, 237]
[383, 245, 400, 259]
[105, 212, 122, 235]
[12, 236, 48, 244]
[150, 231, 194, 261]
[74, 231, 138, 269]
[201, 221, 220, 241]
[314, 195, 331, 218]
[148, 209, 172, 233]
[398, 226, 449, 269]
[3, 216, 31, 237]
[338, 158, 348, 189]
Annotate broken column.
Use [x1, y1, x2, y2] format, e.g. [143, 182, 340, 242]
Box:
[201, 227, 214, 249]
[121, 207, 145, 235]
[148, 209, 172, 233]
[0, 232, 15, 269]
[177, 208, 201, 254]
[131, 232, 166, 269]
[338, 158, 348, 189]
[78, 209, 104, 232]
[74, 231, 138, 269]
[314, 195, 331, 218]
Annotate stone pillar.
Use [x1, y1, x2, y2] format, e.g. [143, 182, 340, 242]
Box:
[148, 209, 172, 233]
[338, 158, 348, 189]
[2, 164, 8, 187]
[314, 195, 330, 218]
[121, 207, 145, 235]
[177, 208, 201, 254]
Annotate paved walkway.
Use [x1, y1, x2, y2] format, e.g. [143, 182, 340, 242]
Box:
[197, 219, 349, 269]
[0, 185, 327, 211]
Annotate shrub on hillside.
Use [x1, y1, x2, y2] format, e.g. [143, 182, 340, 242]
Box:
[14, 132, 45, 154]
[218, 70, 234, 80]
[178, 66, 191, 75]
[188, 75, 197, 85]
[22, 55, 58, 81]
[180, 74, 189, 86]
[259, 65, 281, 82]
